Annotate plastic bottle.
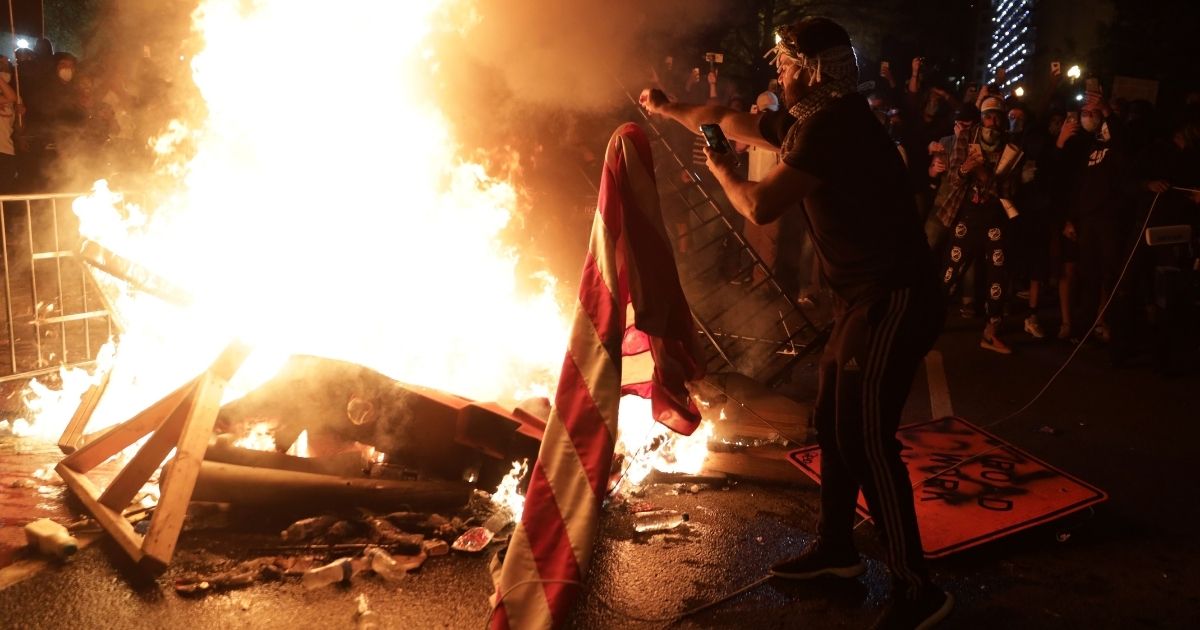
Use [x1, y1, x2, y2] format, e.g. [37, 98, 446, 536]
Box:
[632, 510, 689, 533]
[281, 515, 338, 542]
[24, 518, 79, 559]
[302, 557, 353, 590]
[355, 593, 381, 629]
[482, 506, 514, 534]
[364, 546, 407, 581]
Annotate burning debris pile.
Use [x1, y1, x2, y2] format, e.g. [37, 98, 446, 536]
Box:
[171, 488, 513, 596]
[211, 355, 543, 492]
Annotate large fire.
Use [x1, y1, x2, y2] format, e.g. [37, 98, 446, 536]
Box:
[6, 0, 713, 508]
[14, 0, 571, 439]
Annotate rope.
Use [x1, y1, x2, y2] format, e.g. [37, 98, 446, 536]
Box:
[851, 188, 1172, 529]
[703, 190, 1175, 530]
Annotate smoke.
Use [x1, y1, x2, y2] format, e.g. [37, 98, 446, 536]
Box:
[46, 0, 202, 192]
[451, 0, 722, 111]
[51, 0, 722, 192]
[56, 0, 726, 299]
[424, 0, 724, 286]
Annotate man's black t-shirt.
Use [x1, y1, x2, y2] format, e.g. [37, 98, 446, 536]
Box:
[759, 95, 935, 304]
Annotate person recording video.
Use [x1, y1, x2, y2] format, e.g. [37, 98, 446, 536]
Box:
[640, 16, 952, 630]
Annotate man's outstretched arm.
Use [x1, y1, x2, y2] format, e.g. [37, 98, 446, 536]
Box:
[639, 88, 777, 151]
[704, 147, 819, 225]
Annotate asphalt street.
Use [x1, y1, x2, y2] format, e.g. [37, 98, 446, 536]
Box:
[1, 313, 1197, 629]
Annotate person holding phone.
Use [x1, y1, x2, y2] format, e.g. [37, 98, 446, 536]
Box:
[934, 96, 1019, 354]
[641, 16, 951, 630]
[1055, 87, 1130, 346]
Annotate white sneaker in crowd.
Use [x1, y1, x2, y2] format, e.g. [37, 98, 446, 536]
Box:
[1024, 315, 1045, 339]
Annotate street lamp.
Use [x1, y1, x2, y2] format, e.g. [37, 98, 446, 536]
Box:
[1014, 86, 1025, 98]
[1066, 65, 1082, 80]
[15, 38, 29, 49]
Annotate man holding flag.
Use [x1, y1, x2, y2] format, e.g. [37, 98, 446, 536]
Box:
[641, 16, 951, 630]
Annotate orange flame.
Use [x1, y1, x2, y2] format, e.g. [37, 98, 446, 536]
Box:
[20, 0, 570, 443]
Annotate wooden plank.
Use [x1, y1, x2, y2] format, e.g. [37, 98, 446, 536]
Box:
[140, 369, 229, 569]
[55, 464, 144, 563]
[59, 380, 194, 474]
[57, 370, 113, 454]
[701, 445, 807, 484]
[98, 393, 192, 511]
[208, 341, 252, 381]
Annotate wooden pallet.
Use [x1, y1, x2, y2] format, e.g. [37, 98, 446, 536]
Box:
[55, 342, 250, 572]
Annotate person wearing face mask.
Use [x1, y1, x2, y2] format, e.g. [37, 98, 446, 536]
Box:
[1054, 88, 1134, 346]
[1011, 107, 1070, 341]
[928, 104, 980, 248]
[34, 52, 86, 190]
[935, 95, 1021, 354]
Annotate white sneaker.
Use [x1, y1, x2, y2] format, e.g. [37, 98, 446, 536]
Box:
[1024, 316, 1045, 339]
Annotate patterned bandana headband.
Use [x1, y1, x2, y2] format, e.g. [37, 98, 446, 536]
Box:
[765, 24, 859, 88]
[765, 23, 861, 147]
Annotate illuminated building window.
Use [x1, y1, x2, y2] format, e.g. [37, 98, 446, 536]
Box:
[987, 0, 1033, 89]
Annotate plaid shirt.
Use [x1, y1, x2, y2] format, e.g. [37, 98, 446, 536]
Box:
[935, 127, 1018, 227]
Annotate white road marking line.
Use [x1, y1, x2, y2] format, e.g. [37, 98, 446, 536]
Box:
[925, 350, 954, 419]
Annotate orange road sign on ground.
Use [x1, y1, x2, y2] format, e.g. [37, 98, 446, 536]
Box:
[788, 416, 1108, 558]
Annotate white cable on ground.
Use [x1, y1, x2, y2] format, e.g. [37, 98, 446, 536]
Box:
[851, 188, 1173, 528]
[711, 191, 1174, 529]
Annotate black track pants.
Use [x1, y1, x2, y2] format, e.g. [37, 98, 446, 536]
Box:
[814, 282, 945, 599]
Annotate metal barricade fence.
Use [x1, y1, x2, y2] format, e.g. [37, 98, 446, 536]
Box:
[0, 192, 114, 384]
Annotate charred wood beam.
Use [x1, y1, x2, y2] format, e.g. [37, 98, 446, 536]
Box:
[203, 439, 364, 477]
[78, 239, 193, 306]
[185, 460, 472, 510]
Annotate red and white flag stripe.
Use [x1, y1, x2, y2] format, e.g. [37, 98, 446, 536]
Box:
[490, 123, 702, 629]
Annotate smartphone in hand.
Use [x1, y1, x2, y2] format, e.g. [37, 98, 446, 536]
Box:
[700, 123, 739, 166]
[700, 123, 733, 153]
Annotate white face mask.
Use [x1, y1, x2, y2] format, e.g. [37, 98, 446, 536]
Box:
[1081, 114, 1101, 133]
[58, 68, 74, 82]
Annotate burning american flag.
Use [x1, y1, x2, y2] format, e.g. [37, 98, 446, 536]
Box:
[490, 123, 704, 629]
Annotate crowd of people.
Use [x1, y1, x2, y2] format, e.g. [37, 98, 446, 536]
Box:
[648, 49, 1200, 373]
[0, 37, 153, 195]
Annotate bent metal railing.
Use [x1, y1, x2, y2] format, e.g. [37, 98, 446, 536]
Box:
[0, 192, 115, 384]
